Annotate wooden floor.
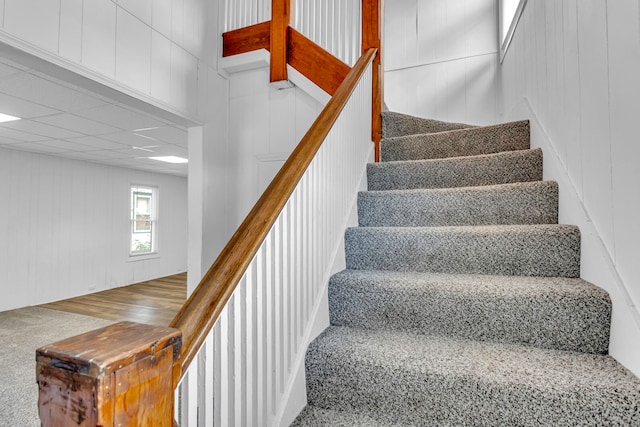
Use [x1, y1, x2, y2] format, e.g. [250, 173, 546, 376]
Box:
[39, 272, 187, 327]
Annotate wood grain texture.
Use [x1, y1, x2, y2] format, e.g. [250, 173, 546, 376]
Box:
[270, 0, 291, 82]
[37, 322, 181, 426]
[223, 21, 271, 57]
[288, 27, 351, 95]
[170, 49, 377, 374]
[39, 273, 187, 327]
[362, 0, 384, 160]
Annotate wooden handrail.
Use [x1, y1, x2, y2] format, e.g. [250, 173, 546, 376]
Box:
[170, 48, 378, 374]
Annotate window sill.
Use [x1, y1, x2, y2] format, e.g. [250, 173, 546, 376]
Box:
[128, 252, 160, 262]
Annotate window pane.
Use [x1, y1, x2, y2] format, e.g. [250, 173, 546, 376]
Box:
[130, 186, 157, 256]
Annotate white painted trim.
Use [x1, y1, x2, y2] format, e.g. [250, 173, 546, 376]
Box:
[127, 253, 160, 262]
[218, 49, 331, 105]
[188, 126, 205, 294]
[218, 49, 271, 78]
[499, 0, 528, 63]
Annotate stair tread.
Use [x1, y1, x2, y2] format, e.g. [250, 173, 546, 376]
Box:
[329, 269, 610, 353]
[345, 224, 581, 278]
[381, 120, 530, 162]
[367, 148, 543, 191]
[305, 326, 640, 425]
[358, 181, 558, 227]
[381, 111, 475, 139]
[309, 326, 638, 391]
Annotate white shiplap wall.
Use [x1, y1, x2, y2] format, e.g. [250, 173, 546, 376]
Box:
[0, 0, 211, 121]
[500, 0, 640, 377]
[384, 0, 499, 125]
[0, 146, 188, 311]
[226, 66, 323, 233]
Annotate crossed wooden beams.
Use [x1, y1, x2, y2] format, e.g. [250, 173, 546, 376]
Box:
[223, 21, 351, 96]
[222, 0, 383, 156]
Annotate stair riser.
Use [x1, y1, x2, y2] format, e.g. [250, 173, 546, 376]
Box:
[358, 182, 559, 227]
[367, 148, 543, 191]
[382, 120, 530, 162]
[345, 226, 581, 278]
[328, 274, 611, 354]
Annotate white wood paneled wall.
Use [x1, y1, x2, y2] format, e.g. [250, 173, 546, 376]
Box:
[292, 0, 362, 66]
[176, 62, 373, 427]
[227, 66, 323, 233]
[0, 147, 188, 311]
[384, 0, 499, 125]
[0, 0, 213, 120]
[500, 0, 640, 377]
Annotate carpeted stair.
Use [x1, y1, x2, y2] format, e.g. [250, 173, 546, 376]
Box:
[292, 113, 640, 426]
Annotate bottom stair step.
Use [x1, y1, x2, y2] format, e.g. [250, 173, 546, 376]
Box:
[305, 327, 640, 426]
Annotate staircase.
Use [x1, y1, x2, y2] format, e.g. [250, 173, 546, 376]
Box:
[291, 112, 640, 426]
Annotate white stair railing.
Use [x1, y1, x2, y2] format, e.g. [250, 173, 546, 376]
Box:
[175, 57, 373, 426]
[223, 0, 271, 31]
[293, 0, 362, 66]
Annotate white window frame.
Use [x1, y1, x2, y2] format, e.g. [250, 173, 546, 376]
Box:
[500, 0, 528, 63]
[129, 185, 159, 259]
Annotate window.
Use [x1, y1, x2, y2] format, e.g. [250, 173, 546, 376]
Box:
[130, 185, 158, 256]
[500, 0, 527, 60]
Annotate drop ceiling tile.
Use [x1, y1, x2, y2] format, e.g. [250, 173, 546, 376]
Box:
[112, 146, 161, 157]
[94, 157, 146, 167]
[74, 103, 165, 131]
[6, 141, 69, 154]
[37, 139, 100, 152]
[58, 151, 108, 161]
[0, 93, 61, 118]
[82, 149, 132, 159]
[148, 143, 187, 156]
[0, 51, 189, 178]
[0, 135, 22, 145]
[0, 72, 107, 112]
[100, 130, 161, 146]
[66, 135, 129, 150]
[35, 113, 120, 135]
[0, 126, 47, 142]
[2, 119, 84, 139]
[134, 124, 187, 145]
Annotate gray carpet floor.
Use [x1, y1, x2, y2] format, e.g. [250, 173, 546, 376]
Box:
[0, 307, 112, 426]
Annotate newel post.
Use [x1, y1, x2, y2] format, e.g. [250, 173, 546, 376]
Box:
[36, 321, 182, 426]
[362, 0, 384, 161]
